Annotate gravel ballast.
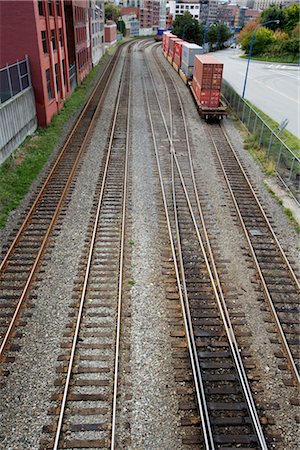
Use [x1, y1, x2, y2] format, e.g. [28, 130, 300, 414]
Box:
[154, 45, 299, 448]
[0, 40, 299, 450]
[128, 46, 184, 450]
[0, 50, 125, 450]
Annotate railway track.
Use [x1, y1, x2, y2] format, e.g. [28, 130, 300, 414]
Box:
[0, 44, 125, 362]
[40, 45, 132, 449]
[207, 123, 300, 385]
[143, 44, 268, 448]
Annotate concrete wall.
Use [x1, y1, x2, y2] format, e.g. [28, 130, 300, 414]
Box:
[0, 87, 37, 164]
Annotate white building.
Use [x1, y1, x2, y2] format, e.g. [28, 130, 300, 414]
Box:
[168, 1, 201, 21]
[90, 0, 105, 66]
[254, 0, 293, 9]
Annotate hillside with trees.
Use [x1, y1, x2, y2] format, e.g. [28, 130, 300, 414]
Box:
[238, 3, 299, 63]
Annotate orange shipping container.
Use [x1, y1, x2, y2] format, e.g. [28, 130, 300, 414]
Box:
[193, 55, 223, 90]
[163, 31, 173, 51]
[168, 37, 182, 59]
[173, 40, 188, 68]
[192, 78, 221, 108]
[165, 33, 176, 53]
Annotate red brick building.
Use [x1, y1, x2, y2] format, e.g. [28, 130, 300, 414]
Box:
[140, 0, 160, 29]
[64, 0, 92, 86]
[0, 0, 71, 126]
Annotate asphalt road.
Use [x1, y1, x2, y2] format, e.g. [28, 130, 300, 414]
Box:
[213, 48, 300, 138]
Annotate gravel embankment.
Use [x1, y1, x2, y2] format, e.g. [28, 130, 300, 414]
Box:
[0, 50, 125, 450]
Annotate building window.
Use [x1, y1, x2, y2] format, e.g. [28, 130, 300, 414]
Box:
[41, 30, 48, 53]
[48, 0, 53, 16]
[55, 63, 59, 94]
[38, 0, 44, 15]
[56, 0, 61, 16]
[46, 68, 53, 100]
[51, 29, 56, 50]
[59, 28, 63, 46]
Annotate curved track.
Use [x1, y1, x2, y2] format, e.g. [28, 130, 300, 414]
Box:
[40, 44, 132, 449]
[143, 43, 268, 449]
[0, 45, 124, 361]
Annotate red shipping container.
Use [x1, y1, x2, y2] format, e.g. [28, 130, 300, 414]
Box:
[193, 55, 223, 90]
[192, 78, 220, 108]
[163, 32, 172, 51]
[168, 37, 182, 59]
[165, 33, 176, 53]
[173, 40, 188, 68]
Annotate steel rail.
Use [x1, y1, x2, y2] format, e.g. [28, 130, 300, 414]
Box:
[222, 123, 300, 292]
[208, 123, 300, 385]
[0, 47, 124, 360]
[151, 48, 268, 447]
[0, 46, 122, 272]
[148, 45, 268, 448]
[52, 48, 129, 450]
[110, 50, 132, 450]
[142, 73, 214, 449]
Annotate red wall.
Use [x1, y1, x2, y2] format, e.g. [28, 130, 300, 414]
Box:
[0, 0, 70, 127]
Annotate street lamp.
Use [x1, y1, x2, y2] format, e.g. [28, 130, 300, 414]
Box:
[241, 20, 280, 99]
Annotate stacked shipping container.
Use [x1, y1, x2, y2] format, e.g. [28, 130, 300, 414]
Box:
[181, 43, 202, 77]
[163, 31, 176, 54]
[168, 37, 182, 60]
[173, 40, 187, 69]
[191, 55, 223, 108]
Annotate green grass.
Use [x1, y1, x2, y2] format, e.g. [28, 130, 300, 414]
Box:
[0, 51, 114, 229]
[243, 133, 276, 175]
[240, 54, 299, 64]
[246, 102, 300, 157]
[128, 279, 136, 286]
[284, 207, 300, 233]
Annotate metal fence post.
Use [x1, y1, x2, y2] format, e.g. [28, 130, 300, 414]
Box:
[276, 142, 283, 170]
[247, 106, 252, 129]
[253, 114, 258, 133]
[289, 157, 295, 181]
[241, 100, 246, 122]
[267, 133, 274, 156]
[16, 60, 22, 91]
[7, 65, 13, 99]
[259, 123, 264, 146]
[26, 55, 32, 87]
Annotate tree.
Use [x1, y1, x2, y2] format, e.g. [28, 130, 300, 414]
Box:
[238, 21, 276, 55]
[105, 3, 121, 22]
[284, 3, 300, 34]
[172, 12, 202, 43]
[260, 4, 285, 30]
[117, 19, 126, 36]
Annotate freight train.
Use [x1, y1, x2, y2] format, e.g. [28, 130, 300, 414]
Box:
[162, 31, 227, 121]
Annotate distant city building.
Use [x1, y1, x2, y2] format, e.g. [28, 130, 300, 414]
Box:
[118, 0, 141, 6]
[207, 0, 218, 24]
[90, 0, 105, 66]
[104, 20, 117, 45]
[217, 3, 240, 28]
[140, 0, 160, 28]
[0, 0, 71, 126]
[168, 1, 201, 21]
[121, 6, 140, 35]
[254, 0, 292, 9]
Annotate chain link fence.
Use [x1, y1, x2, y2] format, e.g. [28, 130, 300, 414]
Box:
[222, 80, 299, 203]
[0, 56, 31, 104]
